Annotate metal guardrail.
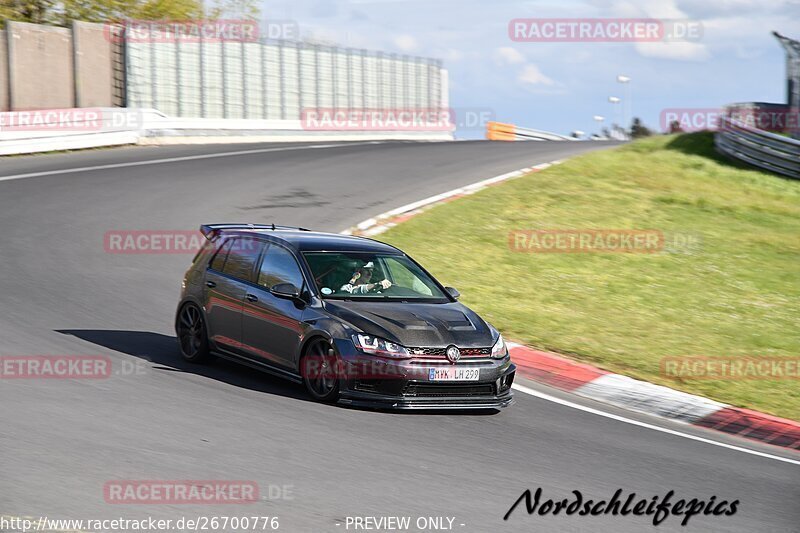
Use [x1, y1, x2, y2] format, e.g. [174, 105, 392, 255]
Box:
[715, 117, 800, 179]
[486, 121, 575, 141]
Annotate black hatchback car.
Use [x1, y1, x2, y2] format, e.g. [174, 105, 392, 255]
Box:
[175, 224, 515, 409]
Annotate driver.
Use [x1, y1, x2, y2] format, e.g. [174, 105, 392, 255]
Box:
[339, 261, 392, 294]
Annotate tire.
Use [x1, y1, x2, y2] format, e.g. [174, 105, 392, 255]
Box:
[301, 338, 341, 403]
[176, 303, 212, 363]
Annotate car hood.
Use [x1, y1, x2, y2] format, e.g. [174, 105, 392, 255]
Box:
[323, 300, 495, 348]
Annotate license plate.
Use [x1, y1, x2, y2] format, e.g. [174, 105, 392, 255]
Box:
[428, 367, 480, 381]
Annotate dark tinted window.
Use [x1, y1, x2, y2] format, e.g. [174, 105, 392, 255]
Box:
[303, 251, 447, 301]
[209, 239, 233, 271]
[258, 245, 305, 289]
[221, 237, 265, 282]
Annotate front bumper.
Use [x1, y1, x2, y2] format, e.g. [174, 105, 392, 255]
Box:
[332, 339, 516, 410]
[338, 390, 514, 410]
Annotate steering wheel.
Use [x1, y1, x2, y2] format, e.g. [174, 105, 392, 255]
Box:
[375, 284, 418, 297]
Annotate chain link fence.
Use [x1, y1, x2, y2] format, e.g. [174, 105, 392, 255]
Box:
[123, 24, 446, 120]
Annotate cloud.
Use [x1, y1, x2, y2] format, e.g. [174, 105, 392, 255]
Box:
[349, 10, 369, 21]
[585, 0, 713, 61]
[309, 0, 338, 18]
[436, 48, 464, 62]
[635, 41, 712, 61]
[518, 64, 556, 86]
[494, 47, 526, 65]
[393, 34, 418, 52]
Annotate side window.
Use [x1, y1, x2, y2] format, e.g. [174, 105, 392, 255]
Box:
[221, 237, 265, 282]
[209, 239, 233, 271]
[258, 245, 305, 290]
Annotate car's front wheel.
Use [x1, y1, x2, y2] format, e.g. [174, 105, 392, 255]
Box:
[301, 338, 341, 403]
[177, 303, 212, 363]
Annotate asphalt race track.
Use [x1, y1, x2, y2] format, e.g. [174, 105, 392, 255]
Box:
[1, 140, 797, 533]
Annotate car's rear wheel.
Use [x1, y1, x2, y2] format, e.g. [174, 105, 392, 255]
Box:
[177, 304, 211, 363]
[301, 338, 341, 403]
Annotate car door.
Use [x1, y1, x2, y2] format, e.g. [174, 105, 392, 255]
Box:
[241, 242, 308, 370]
[204, 236, 266, 354]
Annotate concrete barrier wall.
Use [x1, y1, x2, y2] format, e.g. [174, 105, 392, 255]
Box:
[0, 107, 454, 155]
[0, 21, 451, 130]
[73, 21, 113, 107]
[7, 21, 74, 109]
[1, 21, 113, 111]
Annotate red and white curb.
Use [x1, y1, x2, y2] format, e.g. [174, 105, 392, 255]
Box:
[342, 161, 562, 237]
[341, 161, 800, 454]
[509, 343, 800, 451]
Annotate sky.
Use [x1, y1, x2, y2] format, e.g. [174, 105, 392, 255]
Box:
[259, 0, 800, 138]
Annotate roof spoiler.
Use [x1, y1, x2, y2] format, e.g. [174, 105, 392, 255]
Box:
[199, 223, 311, 240]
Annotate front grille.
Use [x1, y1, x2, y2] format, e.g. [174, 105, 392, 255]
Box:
[403, 383, 495, 397]
[408, 347, 491, 357]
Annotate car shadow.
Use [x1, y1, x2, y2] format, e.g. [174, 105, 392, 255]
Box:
[56, 329, 503, 416]
[55, 329, 312, 402]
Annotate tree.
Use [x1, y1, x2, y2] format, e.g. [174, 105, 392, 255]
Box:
[59, 0, 202, 24]
[0, 1, 56, 24]
[668, 120, 684, 134]
[629, 117, 653, 139]
[0, 0, 260, 26]
[206, 0, 259, 19]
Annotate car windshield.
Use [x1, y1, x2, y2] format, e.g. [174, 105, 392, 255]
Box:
[303, 252, 448, 301]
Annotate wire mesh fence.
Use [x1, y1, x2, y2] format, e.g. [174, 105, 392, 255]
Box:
[123, 24, 446, 120]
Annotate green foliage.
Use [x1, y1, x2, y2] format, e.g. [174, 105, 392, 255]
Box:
[0, 0, 56, 24]
[0, 0, 260, 26]
[630, 116, 653, 138]
[381, 133, 800, 419]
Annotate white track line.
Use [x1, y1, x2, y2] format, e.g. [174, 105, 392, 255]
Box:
[512, 384, 800, 466]
[0, 141, 385, 183]
[342, 161, 559, 236]
[11, 143, 794, 465]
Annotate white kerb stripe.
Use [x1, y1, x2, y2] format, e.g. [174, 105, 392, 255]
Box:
[574, 373, 728, 423]
[512, 384, 800, 466]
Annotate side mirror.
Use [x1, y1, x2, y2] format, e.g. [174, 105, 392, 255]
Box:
[445, 286, 460, 300]
[270, 282, 302, 301]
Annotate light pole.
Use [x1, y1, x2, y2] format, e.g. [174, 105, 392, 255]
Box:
[617, 75, 631, 135]
[593, 115, 605, 137]
[608, 96, 621, 139]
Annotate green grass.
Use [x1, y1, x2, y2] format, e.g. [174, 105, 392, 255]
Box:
[380, 133, 800, 420]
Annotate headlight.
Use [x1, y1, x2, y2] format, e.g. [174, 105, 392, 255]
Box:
[352, 334, 411, 359]
[491, 334, 508, 359]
